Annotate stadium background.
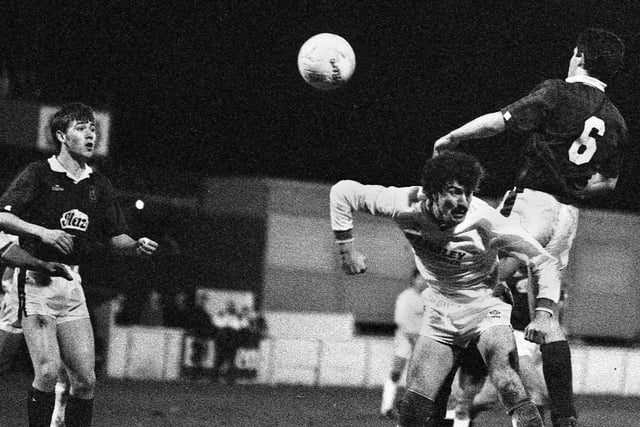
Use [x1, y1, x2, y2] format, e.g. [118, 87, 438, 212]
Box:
[1, 0, 640, 388]
[1, 0, 639, 330]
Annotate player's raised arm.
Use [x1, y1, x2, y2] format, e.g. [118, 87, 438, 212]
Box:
[329, 180, 411, 275]
[432, 111, 506, 157]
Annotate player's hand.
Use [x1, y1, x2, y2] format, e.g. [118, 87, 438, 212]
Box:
[524, 311, 557, 344]
[40, 229, 75, 255]
[493, 281, 514, 305]
[135, 237, 159, 257]
[41, 262, 73, 280]
[432, 134, 458, 157]
[340, 250, 367, 275]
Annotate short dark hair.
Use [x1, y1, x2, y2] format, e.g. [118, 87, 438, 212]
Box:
[421, 151, 485, 197]
[49, 102, 95, 148]
[576, 28, 625, 82]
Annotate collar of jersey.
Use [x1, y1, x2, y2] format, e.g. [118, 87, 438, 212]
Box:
[565, 75, 606, 92]
[48, 156, 93, 183]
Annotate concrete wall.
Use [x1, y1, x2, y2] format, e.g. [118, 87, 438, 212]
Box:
[107, 317, 640, 396]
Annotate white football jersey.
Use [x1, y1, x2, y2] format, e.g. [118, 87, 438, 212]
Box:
[330, 180, 561, 304]
[394, 287, 424, 335]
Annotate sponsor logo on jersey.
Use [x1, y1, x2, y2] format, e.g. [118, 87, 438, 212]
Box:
[60, 209, 89, 232]
[403, 231, 468, 266]
[51, 185, 64, 192]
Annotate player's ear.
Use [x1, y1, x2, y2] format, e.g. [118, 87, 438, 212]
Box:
[55, 130, 66, 144]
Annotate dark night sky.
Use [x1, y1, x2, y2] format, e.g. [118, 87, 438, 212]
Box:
[2, 0, 640, 210]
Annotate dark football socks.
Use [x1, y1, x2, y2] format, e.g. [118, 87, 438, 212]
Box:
[541, 341, 577, 422]
[65, 396, 95, 427]
[27, 387, 55, 427]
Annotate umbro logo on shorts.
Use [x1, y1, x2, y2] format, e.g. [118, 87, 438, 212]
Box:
[488, 310, 502, 319]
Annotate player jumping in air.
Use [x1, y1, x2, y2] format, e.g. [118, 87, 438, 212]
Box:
[433, 28, 627, 427]
[330, 151, 562, 427]
[0, 102, 159, 427]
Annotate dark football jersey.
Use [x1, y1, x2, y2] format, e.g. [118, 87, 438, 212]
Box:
[0, 158, 129, 265]
[502, 78, 627, 204]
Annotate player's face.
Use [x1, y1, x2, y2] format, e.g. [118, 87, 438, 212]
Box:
[433, 181, 472, 227]
[60, 120, 96, 159]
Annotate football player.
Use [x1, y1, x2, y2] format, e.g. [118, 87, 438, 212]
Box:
[380, 269, 428, 419]
[331, 151, 558, 426]
[0, 103, 159, 427]
[433, 28, 627, 427]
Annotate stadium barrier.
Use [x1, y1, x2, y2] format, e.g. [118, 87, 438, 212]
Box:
[106, 313, 640, 396]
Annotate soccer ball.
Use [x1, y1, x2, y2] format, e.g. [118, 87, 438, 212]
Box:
[297, 33, 356, 90]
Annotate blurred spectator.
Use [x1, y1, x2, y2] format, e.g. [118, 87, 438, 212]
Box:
[211, 300, 245, 384]
[138, 289, 165, 327]
[238, 305, 268, 348]
[165, 289, 217, 380]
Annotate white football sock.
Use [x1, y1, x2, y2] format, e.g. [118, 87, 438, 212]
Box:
[380, 379, 398, 413]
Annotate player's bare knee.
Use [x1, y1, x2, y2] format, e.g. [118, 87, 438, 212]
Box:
[33, 358, 61, 385]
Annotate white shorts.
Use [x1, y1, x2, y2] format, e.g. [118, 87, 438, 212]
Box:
[0, 268, 21, 333]
[393, 330, 418, 359]
[17, 266, 90, 325]
[498, 189, 579, 270]
[419, 287, 512, 347]
[0, 293, 21, 334]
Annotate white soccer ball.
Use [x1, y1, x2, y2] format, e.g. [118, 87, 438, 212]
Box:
[297, 33, 356, 90]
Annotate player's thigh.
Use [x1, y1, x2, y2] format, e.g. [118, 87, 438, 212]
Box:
[57, 318, 95, 376]
[22, 314, 61, 366]
[0, 330, 24, 373]
[406, 334, 457, 400]
[475, 325, 518, 371]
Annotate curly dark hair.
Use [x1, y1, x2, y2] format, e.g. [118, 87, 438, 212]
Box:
[576, 28, 625, 82]
[421, 151, 485, 197]
[49, 102, 95, 149]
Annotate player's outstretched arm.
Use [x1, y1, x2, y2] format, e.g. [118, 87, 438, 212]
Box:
[0, 241, 72, 280]
[433, 111, 506, 157]
[109, 234, 159, 257]
[0, 212, 75, 255]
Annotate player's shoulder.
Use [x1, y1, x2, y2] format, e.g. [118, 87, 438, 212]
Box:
[469, 196, 496, 214]
[87, 165, 114, 186]
[467, 196, 508, 226]
[24, 159, 50, 172]
[531, 78, 564, 93]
